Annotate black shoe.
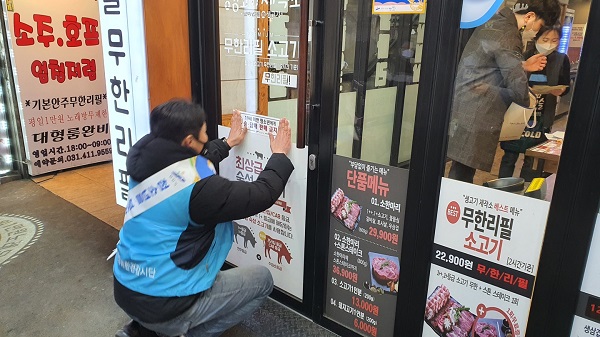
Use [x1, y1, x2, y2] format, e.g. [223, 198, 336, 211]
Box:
[115, 320, 162, 337]
[115, 320, 141, 337]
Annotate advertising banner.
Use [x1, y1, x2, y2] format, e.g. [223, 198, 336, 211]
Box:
[571, 214, 600, 337]
[5, 0, 111, 175]
[372, 0, 426, 14]
[98, 0, 150, 206]
[324, 155, 409, 337]
[423, 178, 550, 337]
[218, 115, 307, 300]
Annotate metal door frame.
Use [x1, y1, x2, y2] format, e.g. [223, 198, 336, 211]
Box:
[309, 1, 463, 336]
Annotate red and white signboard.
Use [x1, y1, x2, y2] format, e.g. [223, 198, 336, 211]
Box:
[218, 123, 308, 300]
[423, 178, 550, 337]
[5, 0, 111, 175]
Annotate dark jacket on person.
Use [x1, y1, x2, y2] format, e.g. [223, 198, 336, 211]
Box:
[523, 48, 571, 130]
[113, 133, 294, 323]
[447, 7, 530, 172]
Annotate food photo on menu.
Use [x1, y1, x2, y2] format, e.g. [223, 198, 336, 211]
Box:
[424, 285, 513, 337]
[330, 188, 362, 232]
[366, 252, 399, 295]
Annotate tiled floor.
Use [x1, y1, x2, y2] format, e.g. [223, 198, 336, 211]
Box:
[31, 162, 125, 230]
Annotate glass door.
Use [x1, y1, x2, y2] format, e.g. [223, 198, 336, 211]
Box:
[211, 0, 311, 309]
[318, 1, 428, 336]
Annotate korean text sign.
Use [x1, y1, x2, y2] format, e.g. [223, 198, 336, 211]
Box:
[97, 0, 150, 206]
[423, 178, 550, 337]
[324, 155, 409, 337]
[6, 0, 111, 175]
[218, 117, 308, 300]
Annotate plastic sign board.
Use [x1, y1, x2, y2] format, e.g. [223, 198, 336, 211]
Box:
[423, 178, 551, 337]
[218, 121, 308, 300]
[98, 0, 150, 206]
[5, 0, 111, 175]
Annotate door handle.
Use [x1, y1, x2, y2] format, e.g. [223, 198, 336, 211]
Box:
[308, 154, 317, 171]
[296, 0, 309, 148]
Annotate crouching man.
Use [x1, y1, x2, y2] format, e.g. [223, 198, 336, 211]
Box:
[113, 99, 294, 337]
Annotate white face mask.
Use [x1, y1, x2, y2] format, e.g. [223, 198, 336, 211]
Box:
[536, 42, 558, 56]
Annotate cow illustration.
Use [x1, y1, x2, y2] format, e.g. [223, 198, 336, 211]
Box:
[234, 222, 257, 248]
[264, 235, 292, 264]
[255, 151, 264, 160]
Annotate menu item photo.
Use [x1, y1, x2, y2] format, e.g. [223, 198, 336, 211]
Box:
[472, 319, 504, 337]
[368, 252, 400, 294]
[330, 188, 362, 231]
[425, 285, 476, 337]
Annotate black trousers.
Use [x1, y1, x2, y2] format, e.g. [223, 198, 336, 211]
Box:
[499, 150, 540, 181]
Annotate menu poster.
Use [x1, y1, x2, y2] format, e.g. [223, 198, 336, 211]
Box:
[423, 178, 550, 337]
[324, 155, 408, 337]
[217, 123, 308, 300]
[571, 214, 600, 337]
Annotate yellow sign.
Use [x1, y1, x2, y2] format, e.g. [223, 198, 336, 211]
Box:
[373, 0, 426, 14]
[6, 0, 14, 12]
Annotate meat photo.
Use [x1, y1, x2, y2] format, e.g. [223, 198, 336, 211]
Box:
[424, 285, 475, 337]
[425, 285, 450, 320]
[330, 188, 344, 213]
[474, 322, 498, 337]
[371, 257, 399, 285]
[330, 188, 362, 231]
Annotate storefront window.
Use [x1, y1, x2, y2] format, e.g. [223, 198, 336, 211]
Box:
[423, 2, 591, 337]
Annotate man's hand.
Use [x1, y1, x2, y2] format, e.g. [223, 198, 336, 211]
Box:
[226, 110, 248, 147]
[523, 54, 547, 72]
[269, 118, 291, 155]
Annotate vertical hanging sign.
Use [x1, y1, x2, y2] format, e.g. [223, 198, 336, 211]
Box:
[5, 0, 111, 175]
[97, 0, 150, 206]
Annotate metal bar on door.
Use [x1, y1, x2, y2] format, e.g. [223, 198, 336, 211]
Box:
[296, 0, 309, 148]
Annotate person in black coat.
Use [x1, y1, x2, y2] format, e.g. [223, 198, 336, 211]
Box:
[499, 26, 571, 180]
[114, 100, 294, 337]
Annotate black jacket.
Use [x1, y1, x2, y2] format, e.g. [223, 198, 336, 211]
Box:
[114, 133, 294, 323]
[524, 48, 571, 129]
